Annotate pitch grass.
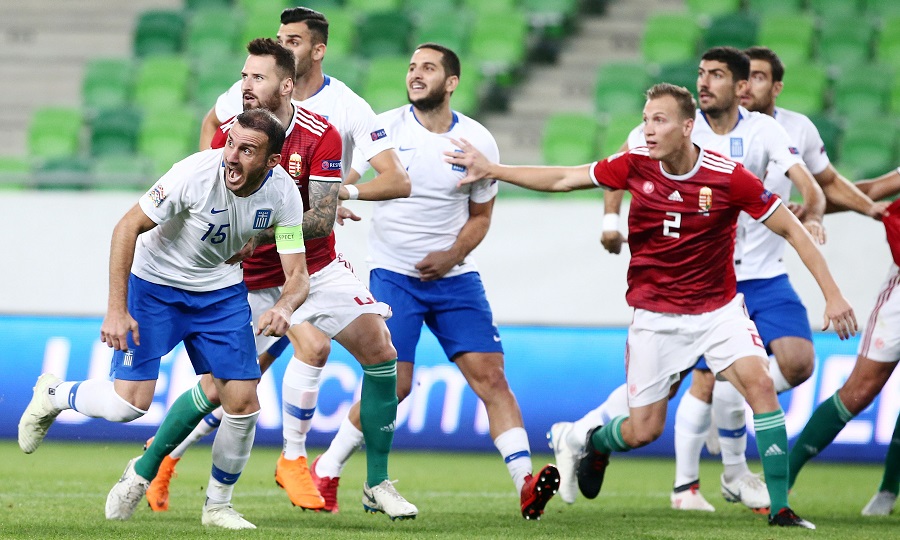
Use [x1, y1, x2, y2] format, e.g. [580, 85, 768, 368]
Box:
[0, 441, 894, 539]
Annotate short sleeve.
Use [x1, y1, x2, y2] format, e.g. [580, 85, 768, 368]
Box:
[349, 146, 369, 178]
[346, 92, 394, 161]
[138, 156, 201, 224]
[729, 163, 782, 221]
[761, 116, 804, 172]
[308, 125, 344, 182]
[589, 150, 632, 190]
[214, 80, 242, 124]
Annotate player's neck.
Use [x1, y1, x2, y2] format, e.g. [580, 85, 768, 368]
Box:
[704, 106, 740, 135]
[661, 143, 700, 176]
[411, 103, 454, 133]
[292, 68, 326, 101]
[274, 101, 294, 130]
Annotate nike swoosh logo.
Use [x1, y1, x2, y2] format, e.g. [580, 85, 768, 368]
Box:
[211, 208, 227, 214]
[399, 147, 415, 151]
[493, 335, 501, 342]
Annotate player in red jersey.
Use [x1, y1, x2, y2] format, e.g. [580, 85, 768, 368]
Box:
[446, 83, 857, 529]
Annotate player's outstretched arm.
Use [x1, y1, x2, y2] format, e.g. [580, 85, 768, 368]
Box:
[817, 164, 886, 219]
[339, 148, 411, 201]
[762, 204, 857, 339]
[445, 138, 594, 192]
[854, 167, 900, 202]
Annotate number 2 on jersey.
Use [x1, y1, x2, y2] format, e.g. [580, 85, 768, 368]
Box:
[663, 211, 681, 238]
[202, 223, 230, 244]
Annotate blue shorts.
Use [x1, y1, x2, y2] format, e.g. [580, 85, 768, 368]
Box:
[369, 269, 503, 363]
[110, 275, 260, 381]
[695, 274, 811, 370]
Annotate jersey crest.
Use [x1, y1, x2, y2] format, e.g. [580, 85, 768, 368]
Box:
[730, 137, 743, 157]
[699, 186, 712, 212]
[288, 153, 303, 177]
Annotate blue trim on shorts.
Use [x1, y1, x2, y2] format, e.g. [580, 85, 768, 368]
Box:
[369, 269, 502, 364]
[211, 464, 241, 485]
[283, 402, 316, 421]
[504, 450, 531, 463]
[718, 426, 747, 438]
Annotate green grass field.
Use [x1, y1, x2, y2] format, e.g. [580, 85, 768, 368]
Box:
[0, 440, 894, 539]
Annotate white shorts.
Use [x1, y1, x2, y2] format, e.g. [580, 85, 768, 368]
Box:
[248, 286, 284, 355]
[289, 256, 391, 338]
[626, 294, 767, 408]
[857, 264, 900, 363]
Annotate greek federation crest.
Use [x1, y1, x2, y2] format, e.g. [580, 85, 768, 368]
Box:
[288, 153, 303, 177]
[253, 209, 272, 230]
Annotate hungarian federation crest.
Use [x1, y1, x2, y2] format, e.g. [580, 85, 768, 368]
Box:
[288, 153, 303, 177]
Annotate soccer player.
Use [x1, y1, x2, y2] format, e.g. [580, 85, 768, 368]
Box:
[308, 43, 560, 520]
[147, 7, 412, 515]
[789, 166, 900, 516]
[550, 46, 828, 512]
[18, 108, 308, 530]
[446, 82, 859, 529]
[136, 38, 418, 520]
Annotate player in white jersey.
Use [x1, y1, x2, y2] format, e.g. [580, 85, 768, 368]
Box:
[307, 43, 560, 521]
[195, 7, 413, 512]
[18, 109, 309, 530]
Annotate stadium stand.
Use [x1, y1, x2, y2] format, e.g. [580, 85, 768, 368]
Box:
[82, 59, 133, 112]
[756, 12, 815, 67]
[542, 112, 600, 166]
[133, 9, 186, 57]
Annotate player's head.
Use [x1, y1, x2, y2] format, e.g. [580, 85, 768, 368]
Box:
[697, 46, 750, 117]
[278, 7, 328, 79]
[225, 109, 285, 195]
[642, 83, 696, 162]
[407, 43, 460, 113]
[740, 46, 784, 115]
[241, 38, 295, 112]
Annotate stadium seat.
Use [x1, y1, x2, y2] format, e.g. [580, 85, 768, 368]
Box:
[185, 0, 233, 10]
[322, 54, 367, 93]
[452, 58, 483, 116]
[0, 157, 31, 190]
[186, 9, 240, 65]
[807, 113, 843, 161]
[832, 65, 892, 121]
[361, 56, 410, 113]
[892, 74, 900, 115]
[469, 11, 529, 78]
[686, 0, 741, 18]
[462, 0, 517, 16]
[641, 13, 701, 65]
[27, 107, 82, 161]
[701, 13, 758, 51]
[133, 55, 192, 112]
[322, 9, 356, 58]
[413, 8, 471, 55]
[808, 0, 862, 19]
[346, 0, 402, 14]
[651, 61, 700, 97]
[91, 153, 156, 191]
[817, 18, 873, 71]
[356, 10, 412, 59]
[91, 107, 142, 157]
[542, 113, 600, 166]
[837, 118, 896, 179]
[33, 156, 93, 190]
[240, 6, 280, 46]
[194, 54, 245, 109]
[599, 113, 642, 158]
[522, 0, 579, 39]
[869, 0, 900, 17]
[82, 59, 132, 111]
[756, 13, 815, 67]
[595, 61, 649, 116]
[139, 107, 197, 176]
[878, 17, 900, 70]
[745, 0, 804, 15]
[777, 63, 827, 116]
[133, 10, 186, 57]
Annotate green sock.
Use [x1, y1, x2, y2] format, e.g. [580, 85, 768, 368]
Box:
[591, 416, 633, 454]
[878, 413, 900, 495]
[787, 391, 853, 489]
[754, 409, 790, 515]
[359, 360, 398, 487]
[134, 383, 215, 480]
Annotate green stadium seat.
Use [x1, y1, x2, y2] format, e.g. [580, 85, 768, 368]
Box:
[361, 56, 409, 113]
[322, 9, 356, 58]
[686, 0, 741, 18]
[756, 13, 815, 67]
[892, 73, 900, 115]
[651, 60, 700, 97]
[453, 62, 483, 116]
[542, 113, 600, 166]
[91, 107, 142, 157]
[346, 0, 402, 14]
[240, 6, 280, 46]
[868, 0, 900, 17]
[701, 13, 758, 50]
[878, 17, 900, 70]
[745, 0, 804, 15]
[91, 153, 156, 191]
[186, 9, 240, 65]
[641, 13, 701, 65]
[302, 0, 344, 15]
[133, 10, 186, 57]
[133, 56, 192, 112]
[185, 0, 234, 10]
[33, 156, 92, 190]
[0, 157, 31, 190]
[194, 54, 245, 109]
[837, 118, 896, 179]
[808, 0, 862, 19]
[413, 8, 471, 55]
[82, 58, 132, 111]
[522, 0, 579, 39]
[322, 54, 367, 93]
[595, 61, 649, 116]
[462, 0, 517, 17]
[807, 113, 843, 161]
[832, 65, 892, 121]
[599, 113, 642, 158]
[139, 107, 197, 176]
[27, 107, 82, 161]
[818, 18, 873, 71]
[777, 63, 827, 115]
[356, 10, 412, 59]
[469, 11, 528, 78]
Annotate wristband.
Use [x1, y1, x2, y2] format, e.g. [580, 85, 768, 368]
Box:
[602, 213, 619, 232]
[345, 184, 359, 200]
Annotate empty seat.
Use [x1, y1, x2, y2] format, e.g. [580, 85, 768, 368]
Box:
[322, 9, 356, 58]
[756, 13, 814, 67]
[522, 0, 579, 39]
[542, 113, 600, 166]
[777, 64, 827, 116]
[82, 58, 132, 111]
[133, 10, 186, 57]
[194, 54, 245, 109]
[346, 0, 402, 14]
[186, 9, 240, 64]
[878, 16, 900, 70]
[808, 0, 862, 19]
[133, 55, 192, 112]
[595, 62, 649, 116]
[34, 156, 93, 190]
[91, 107, 142, 156]
[185, 0, 234, 10]
[139, 107, 197, 176]
[452, 60, 483, 116]
[0, 157, 31, 190]
[91, 153, 156, 191]
[745, 0, 804, 15]
[322, 54, 367, 94]
[832, 65, 892, 121]
[642, 13, 701, 65]
[818, 18, 873, 71]
[651, 61, 700, 96]
[868, 0, 900, 17]
[356, 10, 412, 59]
[686, 0, 741, 18]
[27, 107, 83, 160]
[600, 113, 643, 158]
[361, 56, 410, 113]
[837, 118, 896, 179]
[807, 113, 843, 161]
[469, 11, 529, 77]
[701, 12, 758, 50]
[413, 7, 471, 55]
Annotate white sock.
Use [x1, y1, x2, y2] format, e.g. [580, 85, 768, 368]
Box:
[768, 356, 794, 393]
[713, 381, 750, 481]
[673, 392, 711, 487]
[568, 383, 629, 448]
[494, 427, 532, 493]
[206, 410, 259, 505]
[315, 413, 363, 478]
[281, 358, 323, 460]
[52, 379, 145, 422]
[171, 407, 223, 459]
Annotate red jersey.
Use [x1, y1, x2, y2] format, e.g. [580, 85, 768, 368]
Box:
[212, 105, 343, 290]
[884, 199, 900, 266]
[590, 147, 780, 314]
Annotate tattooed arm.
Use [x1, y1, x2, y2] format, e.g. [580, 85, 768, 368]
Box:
[303, 179, 340, 240]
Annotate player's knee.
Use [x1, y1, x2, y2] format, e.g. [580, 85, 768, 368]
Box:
[629, 422, 663, 447]
[780, 356, 814, 387]
[110, 393, 147, 422]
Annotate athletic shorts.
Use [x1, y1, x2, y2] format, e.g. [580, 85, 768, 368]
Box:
[289, 256, 390, 338]
[369, 268, 503, 363]
[858, 264, 900, 363]
[625, 294, 767, 408]
[110, 274, 260, 381]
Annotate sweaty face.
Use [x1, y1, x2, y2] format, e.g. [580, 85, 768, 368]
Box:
[697, 60, 739, 116]
[741, 59, 777, 113]
[642, 95, 690, 162]
[222, 122, 274, 196]
[406, 47, 454, 113]
[240, 55, 286, 112]
[277, 22, 316, 80]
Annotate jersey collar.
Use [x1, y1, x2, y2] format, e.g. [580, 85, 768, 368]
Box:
[409, 105, 458, 133]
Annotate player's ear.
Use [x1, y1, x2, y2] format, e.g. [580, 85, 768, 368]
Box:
[312, 42, 326, 62]
[683, 117, 694, 136]
[267, 153, 282, 169]
[445, 75, 459, 94]
[282, 77, 294, 97]
[772, 80, 784, 99]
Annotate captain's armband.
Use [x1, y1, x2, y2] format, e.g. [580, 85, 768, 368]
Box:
[274, 224, 305, 253]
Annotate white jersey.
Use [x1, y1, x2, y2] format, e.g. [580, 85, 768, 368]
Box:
[215, 75, 393, 176]
[628, 106, 803, 280]
[134, 149, 306, 292]
[351, 105, 499, 278]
